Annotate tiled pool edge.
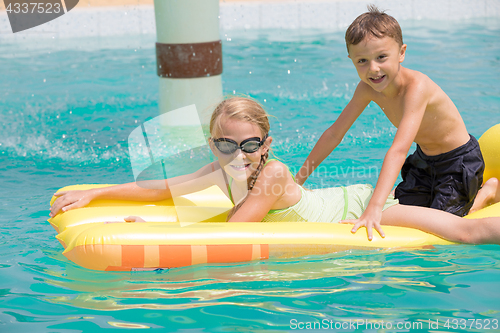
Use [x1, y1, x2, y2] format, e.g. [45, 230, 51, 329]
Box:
[1, 0, 499, 40]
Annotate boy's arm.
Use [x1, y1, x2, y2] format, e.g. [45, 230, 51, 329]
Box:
[345, 84, 428, 239]
[295, 83, 371, 185]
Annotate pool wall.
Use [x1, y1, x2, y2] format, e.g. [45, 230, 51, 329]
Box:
[0, 0, 499, 41]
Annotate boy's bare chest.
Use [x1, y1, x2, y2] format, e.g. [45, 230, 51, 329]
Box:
[373, 98, 432, 139]
[373, 98, 403, 128]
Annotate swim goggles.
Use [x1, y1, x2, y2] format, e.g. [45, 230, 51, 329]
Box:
[212, 134, 268, 154]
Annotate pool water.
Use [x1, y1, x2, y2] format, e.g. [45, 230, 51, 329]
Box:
[1, 18, 500, 332]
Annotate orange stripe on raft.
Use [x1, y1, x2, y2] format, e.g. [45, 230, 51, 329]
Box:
[159, 245, 192, 268]
[144, 245, 160, 268]
[261, 244, 269, 260]
[106, 266, 131, 271]
[104, 244, 269, 271]
[207, 244, 253, 263]
[251, 244, 260, 260]
[122, 245, 145, 268]
[66, 244, 122, 271]
[191, 245, 208, 266]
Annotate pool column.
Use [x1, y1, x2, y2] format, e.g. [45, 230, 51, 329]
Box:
[154, 0, 223, 131]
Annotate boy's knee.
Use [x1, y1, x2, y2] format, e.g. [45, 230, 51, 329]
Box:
[461, 218, 491, 244]
[485, 177, 499, 189]
[456, 231, 475, 244]
[451, 219, 480, 244]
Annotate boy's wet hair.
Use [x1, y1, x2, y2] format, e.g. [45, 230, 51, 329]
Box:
[345, 4, 403, 52]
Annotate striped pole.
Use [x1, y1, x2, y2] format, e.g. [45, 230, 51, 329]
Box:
[154, 0, 223, 130]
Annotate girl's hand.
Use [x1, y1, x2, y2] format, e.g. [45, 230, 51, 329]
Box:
[124, 216, 146, 222]
[341, 207, 385, 241]
[49, 190, 95, 217]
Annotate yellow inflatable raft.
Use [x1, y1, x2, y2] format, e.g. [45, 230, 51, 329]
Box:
[48, 124, 500, 271]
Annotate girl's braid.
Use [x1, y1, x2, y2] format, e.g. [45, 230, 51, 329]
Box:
[226, 151, 269, 221]
[248, 151, 269, 190]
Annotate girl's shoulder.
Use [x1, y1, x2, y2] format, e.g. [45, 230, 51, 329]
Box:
[263, 158, 287, 170]
[261, 159, 294, 181]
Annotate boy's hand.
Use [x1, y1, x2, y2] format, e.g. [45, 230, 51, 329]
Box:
[341, 207, 385, 240]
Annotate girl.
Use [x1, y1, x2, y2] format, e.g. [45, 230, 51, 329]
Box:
[50, 96, 500, 244]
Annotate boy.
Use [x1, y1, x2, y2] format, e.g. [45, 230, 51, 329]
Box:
[295, 5, 485, 239]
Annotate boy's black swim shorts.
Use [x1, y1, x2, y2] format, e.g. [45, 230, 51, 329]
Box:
[394, 134, 484, 217]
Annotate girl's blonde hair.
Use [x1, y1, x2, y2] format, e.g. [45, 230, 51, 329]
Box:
[209, 96, 270, 220]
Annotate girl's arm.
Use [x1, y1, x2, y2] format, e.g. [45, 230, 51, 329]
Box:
[49, 161, 222, 217]
[228, 161, 292, 222]
[295, 83, 370, 185]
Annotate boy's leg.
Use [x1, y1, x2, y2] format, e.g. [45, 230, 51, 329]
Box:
[470, 178, 500, 213]
[381, 204, 500, 244]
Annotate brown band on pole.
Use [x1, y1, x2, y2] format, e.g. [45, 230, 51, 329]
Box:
[156, 40, 223, 78]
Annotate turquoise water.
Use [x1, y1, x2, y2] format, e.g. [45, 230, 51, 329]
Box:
[1, 19, 500, 331]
